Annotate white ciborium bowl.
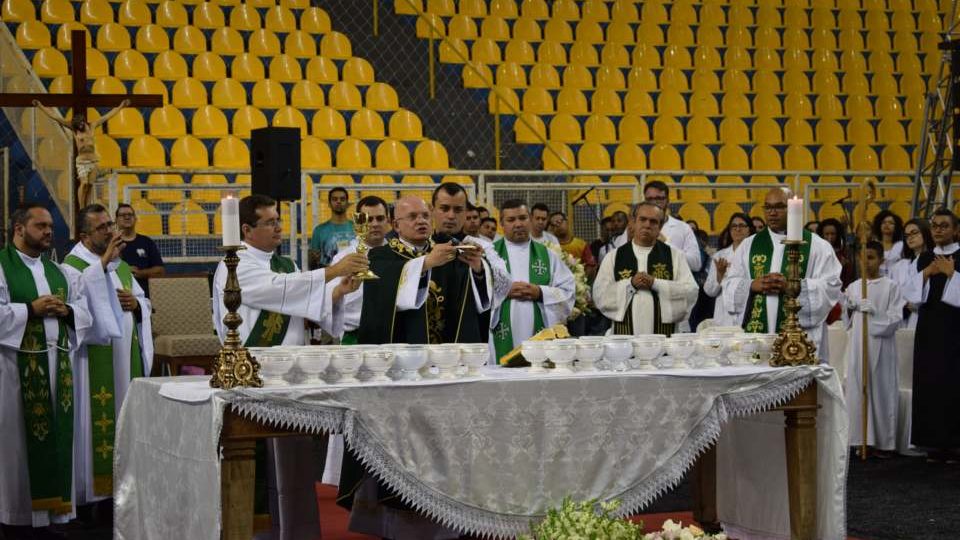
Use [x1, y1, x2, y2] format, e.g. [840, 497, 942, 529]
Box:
[631, 335, 666, 370]
[330, 350, 363, 383]
[575, 338, 604, 372]
[460, 343, 490, 376]
[362, 349, 395, 382]
[695, 335, 727, 368]
[257, 350, 294, 386]
[732, 335, 760, 365]
[389, 344, 428, 380]
[755, 333, 778, 365]
[665, 333, 697, 368]
[427, 344, 461, 379]
[296, 348, 330, 383]
[602, 335, 634, 371]
[521, 340, 549, 373]
[543, 339, 578, 373]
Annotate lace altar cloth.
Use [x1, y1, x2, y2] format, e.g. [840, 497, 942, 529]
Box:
[114, 365, 847, 540]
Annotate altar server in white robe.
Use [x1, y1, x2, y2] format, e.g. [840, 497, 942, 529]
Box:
[721, 187, 842, 356]
[703, 213, 755, 327]
[62, 204, 154, 507]
[611, 180, 702, 273]
[211, 195, 365, 540]
[489, 200, 575, 363]
[844, 241, 904, 453]
[890, 218, 935, 329]
[594, 202, 698, 336]
[0, 203, 101, 532]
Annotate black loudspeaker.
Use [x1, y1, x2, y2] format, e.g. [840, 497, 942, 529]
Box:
[251, 127, 301, 201]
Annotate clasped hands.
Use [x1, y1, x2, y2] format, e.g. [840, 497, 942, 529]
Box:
[30, 295, 70, 318]
[508, 281, 542, 301]
[750, 273, 787, 295]
[923, 255, 956, 279]
[846, 295, 875, 314]
[630, 272, 655, 290]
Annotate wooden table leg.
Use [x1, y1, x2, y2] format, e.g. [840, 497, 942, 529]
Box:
[783, 383, 818, 540]
[690, 444, 719, 531]
[220, 438, 256, 540]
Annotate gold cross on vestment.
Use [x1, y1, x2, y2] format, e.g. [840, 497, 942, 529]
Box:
[532, 259, 548, 277]
[94, 412, 113, 434]
[96, 440, 114, 460]
[92, 386, 112, 408]
[618, 269, 634, 280]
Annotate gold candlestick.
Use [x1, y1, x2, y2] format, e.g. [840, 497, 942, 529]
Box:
[353, 212, 379, 280]
[770, 239, 818, 367]
[210, 245, 263, 389]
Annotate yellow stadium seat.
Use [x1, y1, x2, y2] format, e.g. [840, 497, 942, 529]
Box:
[873, 73, 900, 96]
[349, 108, 385, 139]
[812, 72, 840, 96]
[882, 145, 911, 171]
[623, 89, 654, 113]
[193, 52, 227, 81]
[328, 82, 363, 110]
[389, 109, 423, 140]
[290, 80, 325, 110]
[847, 118, 876, 144]
[719, 118, 749, 144]
[212, 135, 248, 169]
[459, 0, 486, 17]
[496, 62, 526, 88]
[40, 0, 73, 23]
[272, 106, 308, 137]
[264, 5, 296, 32]
[376, 138, 412, 170]
[600, 43, 629, 68]
[168, 201, 209, 235]
[816, 95, 844, 120]
[666, 24, 694, 47]
[171, 26, 206, 54]
[440, 39, 470, 65]
[576, 21, 604, 44]
[687, 115, 718, 143]
[80, 0, 112, 24]
[205, 28, 240, 55]
[300, 7, 332, 34]
[251, 79, 286, 109]
[447, 15, 478, 40]
[690, 69, 720, 93]
[463, 62, 494, 89]
[95, 23, 130, 52]
[574, 141, 610, 186]
[427, 0, 455, 16]
[413, 139, 449, 170]
[610, 0, 637, 22]
[278, 30, 315, 59]
[784, 93, 813, 119]
[54, 22, 88, 51]
[660, 67, 689, 92]
[514, 112, 547, 143]
[627, 66, 657, 91]
[716, 144, 750, 194]
[92, 76, 125, 95]
[810, 28, 837, 50]
[569, 41, 599, 66]
[753, 117, 782, 143]
[312, 107, 347, 139]
[752, 92, 782, 118]
[527, 63, 558, 88]
[106, 108, 144, 136]
[321, 32, 352, 59]
[657, 91, 687, 116]
[520, 86, 553, 114]
[784, 118, 814, 144]
[521, 0, 549, 19]
[876, 96, 905, 120]
[193, 2, 225, 29]
[619, 114, 650, 143]
[544, 19, 573, 43]
[148, 105, 186, 137]
[155, 0, 188, 27]
[751, 145, 782, 186]
[332, 137, 371, 174]
[342, 57, 375, 86]
[480, 16, 510, 41]
[490, 0, 517, 18]
[232, 105, 268, 137]
[16, 20, 51, 49]
[210, 78, 246, 108]
[109, 49, 146, 80]
[556, 88, 588, 115]
[300, 136, 332, 169]
[662, 44, 692, 69]
[229, 53, 264, 82]
[135, 77, 170, 107]
[3, 0, 36, 22]
[754, 26, 780, 49]
[192, 105, 230, 137]
[592, 88, 622, 115]
[840, 49, 868, 73]
[816, 119, 845, 145]
[690, 92, 719, 116]
[696, 24, 724, 48]
[607, 143, 643, 200]
[653, 116, 684, 144]
[229, 3, 260, 30]
[247, 29, 281, 57]
[901, 72, 926, 96]
[489, 86, 520, 114]
[895, 33, 920, 58]
[170, 134, 208, 169]
[534, 40, 564, 65]
[504, 40, 535, 65]
[126, 200, 160, 232]
[552, 0, 579, 21]
[362, 82, 397, 112]
[48, 75, 71, 94]
[601, 21, 633, 46]
[171, 77, 207, 108]
[541, 141, 575, 170]
[647, 143, 681, 186]
[549, 113, 582, 143]
[878, 119, 907, 145]
[303, 57, 338, 85]
[584, 115, 616, 143]
[94, 134, 122, 168]
[416, 13, 445, 38]
[268, 54, 302, 83]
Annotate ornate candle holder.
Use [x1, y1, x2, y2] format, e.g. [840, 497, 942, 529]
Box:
[770, 240, 818, 367]
[352, 212, 379, 280]
[210, 245, 263, 389]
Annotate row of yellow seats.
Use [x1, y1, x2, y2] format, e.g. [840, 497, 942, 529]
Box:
[414, 10, 945, 45]
[514, 112, 918, 146]
[3, 0, 323, 31]
[405, 0, 947, 24]
[460, 61, 925, 99]
[33, 46, 377, 85]
[490, 85, 918, 120]
[438, 36, 939, 75]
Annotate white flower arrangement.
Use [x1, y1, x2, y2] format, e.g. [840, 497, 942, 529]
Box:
[542, 241, 592, 321]
[520, 497, 643, 540]
[642, 519, 728, 540]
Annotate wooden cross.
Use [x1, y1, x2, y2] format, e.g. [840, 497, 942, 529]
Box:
[0, 30, 162, 214]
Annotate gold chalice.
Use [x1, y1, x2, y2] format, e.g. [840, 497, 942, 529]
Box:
[353, 212, 379, 280]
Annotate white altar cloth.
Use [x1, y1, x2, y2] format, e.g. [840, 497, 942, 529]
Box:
[114, 365, 847, 540]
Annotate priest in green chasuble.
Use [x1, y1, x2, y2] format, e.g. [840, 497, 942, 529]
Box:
[721, 187, 842, 354]
[593, 202, 699, 336]
[0, 203, 100, 531]
[61, 204, 154, 507]
[490, 199, 575, 363]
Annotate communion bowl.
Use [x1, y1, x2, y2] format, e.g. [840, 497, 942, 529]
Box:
[521, 340, 550, 373]
[576, 339, 604, 371]
[389, 344, 428, 381]
[664, 333, 697, 367]
[330, 350, 363, 383]
[631, 335, 666, 370]
[427, 344, 461, 379]
[258, 350, 294, 386]
[695, 336, 727, 368]
[543, 340, 577, 373]
[459, 343, 490, 376]
[295, 348, 330, 383]
[362, 349, 395, 382]
[754, 333, 779, 365]
[602, 335, 634, 371]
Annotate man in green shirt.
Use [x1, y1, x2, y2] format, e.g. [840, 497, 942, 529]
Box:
[309, 187, 356, 267]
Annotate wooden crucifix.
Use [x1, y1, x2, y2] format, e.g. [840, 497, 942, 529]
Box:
[0, 30, 162, 215]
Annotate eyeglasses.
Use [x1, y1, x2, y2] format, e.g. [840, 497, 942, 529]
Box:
[93, 221, 116, 233]
[931, 221, 954, 230]
[763, 204, 787, 213]
[729, 223, 749, 230]
[254, 219, 282, 229]
[905, 230, 921, 238]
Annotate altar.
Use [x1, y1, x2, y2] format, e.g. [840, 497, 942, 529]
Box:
[113, 365, 847, 540]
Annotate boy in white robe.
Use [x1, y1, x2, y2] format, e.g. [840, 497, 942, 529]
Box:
[844, 241, 904, 455]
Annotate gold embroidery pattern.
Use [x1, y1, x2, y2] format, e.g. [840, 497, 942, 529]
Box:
[427, 280, 445, 345]
[261, 312, 284, 344]
[750, 254, 768, 278]
[94, 412, 113, 434]
[745, 295, 766, 333]
[617, 269, 634, 280]
[651, 263, 671, 280]
[95, 440, 114, 460]
[92, 386, 112, 408]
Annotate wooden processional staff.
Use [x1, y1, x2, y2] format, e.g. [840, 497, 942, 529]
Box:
[857, 179, 878, 461]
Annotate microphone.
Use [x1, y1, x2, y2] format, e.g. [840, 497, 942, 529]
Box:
[831, 195, 852, 206]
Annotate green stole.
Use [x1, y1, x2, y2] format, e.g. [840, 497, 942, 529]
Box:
[492, 239, 551, 362]
[611, 240, 675, 336]
[63, 253, 144, 496]
[742, 229, 812, 333]
[244, 254, 296, 347]
[0, 245, 74, 514]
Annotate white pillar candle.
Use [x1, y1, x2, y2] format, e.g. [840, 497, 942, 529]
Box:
[222, 195, 241, 246]
[787, 196, 803, 241]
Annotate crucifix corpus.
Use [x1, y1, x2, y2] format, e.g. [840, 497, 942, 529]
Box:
[0, 30, 162, 211]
